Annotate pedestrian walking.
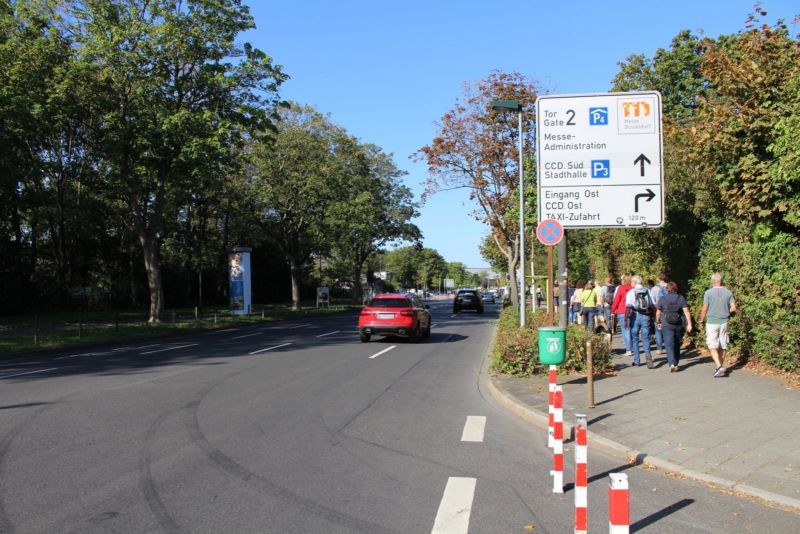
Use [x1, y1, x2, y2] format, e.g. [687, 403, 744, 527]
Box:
[698, 272, 737, 377]
[611, 274, 633, 356]
[625, 275, 655, 368]
[655, 281, 693, 372]
[569, 281, 583, 325]
[650, 274, 668, 355]
[601, 276, 616, 333]
[580, 280, 598, 333]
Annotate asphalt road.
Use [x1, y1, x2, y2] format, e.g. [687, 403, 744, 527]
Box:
[1, 301, 796, 533]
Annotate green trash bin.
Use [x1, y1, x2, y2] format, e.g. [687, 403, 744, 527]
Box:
[538, 326, 566, 365]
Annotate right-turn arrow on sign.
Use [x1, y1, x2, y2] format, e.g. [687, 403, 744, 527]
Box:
[536, 92, 664, 228]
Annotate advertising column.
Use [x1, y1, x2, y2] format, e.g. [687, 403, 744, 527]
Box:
[229, 246, 252, 315]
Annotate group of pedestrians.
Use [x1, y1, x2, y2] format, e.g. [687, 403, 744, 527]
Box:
[600, 272, 737, 377]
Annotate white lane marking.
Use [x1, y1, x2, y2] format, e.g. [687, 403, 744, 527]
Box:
[249, 342, 292, 355]
[1, 368, 58, 379]
[460, 416, 487, 443]
[441, 334, 455, 343]
[284, 323, 312, 330]
[431, 477, 476, 534]
[140, 344, 198, 355]
[202, 328, 241, 335]
[231, 332, 262, 339]
[368, 345, 396, 359]
[136, 344, 162, 349]
[316, 330, 340, 338]
[431, 323, 439, 328]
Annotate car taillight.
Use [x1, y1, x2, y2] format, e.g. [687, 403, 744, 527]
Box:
[400, 310, 414, 317]
[360, 308, 372, 315]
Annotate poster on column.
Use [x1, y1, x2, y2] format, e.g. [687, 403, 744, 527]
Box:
[229, 247, 252, 315]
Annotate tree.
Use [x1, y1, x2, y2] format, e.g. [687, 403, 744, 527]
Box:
[250, 105, 343, 309]
[326, 141, 421, 303]
[415, 70, 540, 309]
[71, 0, 285, 322]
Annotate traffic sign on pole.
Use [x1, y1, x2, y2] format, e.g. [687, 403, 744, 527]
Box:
[535, 92, 664, 228]
[536, 219, 564, 246]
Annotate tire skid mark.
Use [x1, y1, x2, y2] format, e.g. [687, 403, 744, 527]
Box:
[0, 391, 82, 533]
[140, 411, 187, 534]
[185, 383, 392, 533]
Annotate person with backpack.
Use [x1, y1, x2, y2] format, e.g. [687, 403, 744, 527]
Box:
[655, 280, 693, 372]
[625, 275, 655, 368]
[650, 274, 668, 356]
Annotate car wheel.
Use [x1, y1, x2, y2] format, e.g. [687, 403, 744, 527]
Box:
[409, 323, 420, 343]
[360, 332, 370, 343]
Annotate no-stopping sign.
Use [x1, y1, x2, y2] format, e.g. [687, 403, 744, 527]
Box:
[537, 219, 564, 246]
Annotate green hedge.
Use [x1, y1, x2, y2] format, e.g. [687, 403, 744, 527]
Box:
[689, 224, 800, 373]
[490, 305, 613, 376]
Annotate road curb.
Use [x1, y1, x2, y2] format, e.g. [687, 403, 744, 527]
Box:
[486, 375, 800, 513]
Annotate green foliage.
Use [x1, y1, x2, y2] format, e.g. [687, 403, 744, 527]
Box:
[690, 223, 800, 372]
[490, 306, 613, 377]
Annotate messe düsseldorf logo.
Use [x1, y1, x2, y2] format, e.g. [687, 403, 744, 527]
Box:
[618, 98, 656, 134]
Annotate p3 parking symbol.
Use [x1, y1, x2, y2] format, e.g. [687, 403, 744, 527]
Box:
[591, 160, 610, 178]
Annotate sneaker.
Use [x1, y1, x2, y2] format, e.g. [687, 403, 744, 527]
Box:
[626, 351, 633, 357]
[713, 366, 726, 378]
[646, 354, 654, 369]
[670, 365, 677, 373]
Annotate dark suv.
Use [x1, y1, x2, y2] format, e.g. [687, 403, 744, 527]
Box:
[453, 289, 483, 313]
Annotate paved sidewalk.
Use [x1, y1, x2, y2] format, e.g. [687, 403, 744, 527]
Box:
[488, 334, 800, 511]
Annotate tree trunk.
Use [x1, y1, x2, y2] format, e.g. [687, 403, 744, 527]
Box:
[289, 257, 302, 310]
[139, 234, 164, 323]
[353, 266, 363, 304]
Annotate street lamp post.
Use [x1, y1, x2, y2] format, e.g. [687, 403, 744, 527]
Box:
[492, 99, 525, 327]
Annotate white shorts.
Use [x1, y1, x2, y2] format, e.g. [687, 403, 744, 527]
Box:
[706, 322, 729, 349]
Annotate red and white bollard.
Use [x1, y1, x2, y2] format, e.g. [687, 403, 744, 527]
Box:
[548, 365, 557, 447]
[552, 385, 564, 493]
[574, 414, 588, 534]
[608, 473, 630, 533]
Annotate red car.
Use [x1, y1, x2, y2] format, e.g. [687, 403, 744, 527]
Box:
[358, 293, 431, 342]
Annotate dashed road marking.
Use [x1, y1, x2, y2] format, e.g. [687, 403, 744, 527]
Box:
[1, 368, 58, 379]
[431, 477, 476, 534]
[316, 330, 341, 338]
[368, 346, 396, 359]
[231, 332, 262, 339]
[460, 416, 487, 443]
[140, 344, 198, 355]
[249, 343, 292, 355]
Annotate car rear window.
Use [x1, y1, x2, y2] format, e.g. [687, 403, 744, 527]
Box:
[368, 298, 411, 308]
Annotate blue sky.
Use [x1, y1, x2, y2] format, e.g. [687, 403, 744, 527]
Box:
[244, 1, 798, 268]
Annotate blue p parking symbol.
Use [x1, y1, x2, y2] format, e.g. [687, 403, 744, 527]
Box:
[589, 107, 608, 125]
[591, 160, 610, 178]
